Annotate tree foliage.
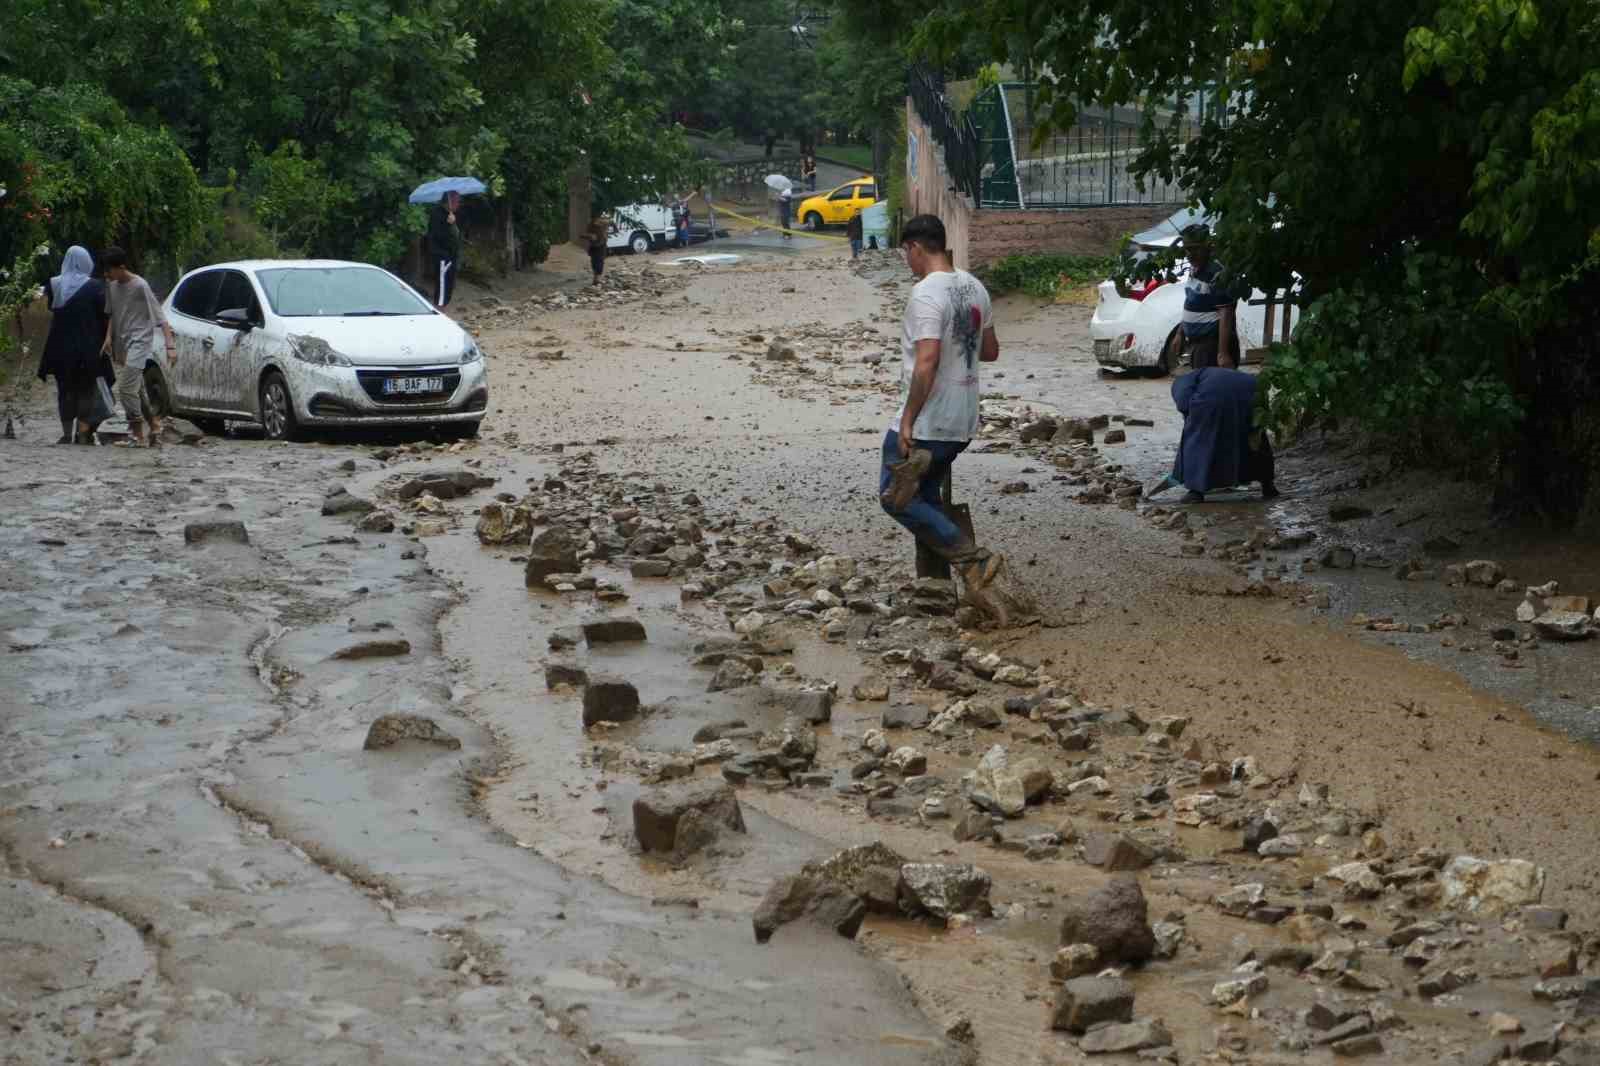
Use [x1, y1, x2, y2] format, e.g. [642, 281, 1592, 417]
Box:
[888, 0, 1600, 523]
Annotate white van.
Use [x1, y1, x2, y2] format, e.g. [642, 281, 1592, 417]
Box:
[607, 202, 678, 254]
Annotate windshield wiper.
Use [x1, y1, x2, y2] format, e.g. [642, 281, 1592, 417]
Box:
[341, 310, 409, 317]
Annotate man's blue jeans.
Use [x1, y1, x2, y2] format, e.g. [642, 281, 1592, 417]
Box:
[880, 430, 969, 553]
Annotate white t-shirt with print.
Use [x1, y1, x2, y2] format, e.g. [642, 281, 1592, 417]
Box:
[892, 268, 992, 442]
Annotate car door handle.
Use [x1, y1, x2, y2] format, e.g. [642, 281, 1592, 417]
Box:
[202, 337, 214, 350]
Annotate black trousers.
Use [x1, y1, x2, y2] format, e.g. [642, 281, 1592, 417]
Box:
[431, 256, 457, 307]
[589, 247, 606, 277]
[1185, 330, 1240, 370]
[52, 372, 94, 424]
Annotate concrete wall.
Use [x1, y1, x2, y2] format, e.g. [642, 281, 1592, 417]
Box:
[905, 101, 1176, 269]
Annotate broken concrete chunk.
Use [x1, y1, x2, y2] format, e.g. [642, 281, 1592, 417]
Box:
[363, 713, 461, 751]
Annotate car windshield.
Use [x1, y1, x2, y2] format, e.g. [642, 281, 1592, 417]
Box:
[255, 266, 434, 317]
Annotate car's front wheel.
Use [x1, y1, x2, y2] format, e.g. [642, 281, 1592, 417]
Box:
[629, 231, 651, 255]
[259, 371, 305, 442]
[804, 212, 823, 231]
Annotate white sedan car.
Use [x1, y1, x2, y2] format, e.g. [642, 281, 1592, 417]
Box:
[1090, 263, 1281, 375]
[1090, 208, 1294, 375]
[148, 260, 488, 440]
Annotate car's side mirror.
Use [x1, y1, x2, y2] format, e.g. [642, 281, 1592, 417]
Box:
[217, 308, 254, 331]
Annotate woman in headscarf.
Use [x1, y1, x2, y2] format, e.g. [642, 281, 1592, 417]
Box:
[37, 246, 112, 444]
[1147, 367, 1278, 503]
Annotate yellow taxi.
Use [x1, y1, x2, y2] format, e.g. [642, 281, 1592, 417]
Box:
[795, 176, 878, 230]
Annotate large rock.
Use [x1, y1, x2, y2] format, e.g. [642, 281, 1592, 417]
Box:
[898, 863, 992, 921]
[812, 842, 907, 913]
[583, 617, 647, 644]
[1533, 611, 1592, 641]
[525, 527, 580, 586]
[752, 870, 866, 944]
[632, 780, 746, 855]
[1464, 559, 1505, 587]
[1051, 976, 1135, 1034]
[363, 713, 461, 751]
[322, 488, 375, 516]
[397, 469, 494, 501]
[971, 745, 1028, 817]
[476, 502, 531, 545]
[184, 520, 249, 545]
[882, 704, 930, 729]
[1080, 1019, 1172, 1054]
[1082, 832, 1157, 871]
[1057, 875, 1157, 963]
[581, 677, 640, 726]
[754, 684, 834, 724]
[1440, 856, 1545, 915]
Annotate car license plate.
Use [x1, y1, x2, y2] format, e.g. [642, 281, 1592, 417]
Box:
[383, 376, 446, 395]
[1093, 339, 1111, 358]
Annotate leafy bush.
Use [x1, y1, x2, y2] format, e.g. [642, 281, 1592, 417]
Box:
[244, 143, 354, 257]
[980, 253, 1119, 299]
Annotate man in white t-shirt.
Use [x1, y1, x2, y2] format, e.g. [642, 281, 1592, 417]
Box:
[878, 213, 1008, 623]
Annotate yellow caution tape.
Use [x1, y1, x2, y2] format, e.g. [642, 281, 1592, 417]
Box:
[707, 204, 855, 242]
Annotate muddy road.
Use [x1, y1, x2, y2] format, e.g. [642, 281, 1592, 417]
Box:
[4, 240, 1600, 1065]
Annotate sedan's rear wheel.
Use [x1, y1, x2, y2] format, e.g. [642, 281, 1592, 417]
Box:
[1151, 327, 1181, 378]
[142, 365, 172, 417]
[259, 371, 304, 442]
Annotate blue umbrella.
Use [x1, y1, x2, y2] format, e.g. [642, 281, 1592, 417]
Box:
[408, 177, 488, 204]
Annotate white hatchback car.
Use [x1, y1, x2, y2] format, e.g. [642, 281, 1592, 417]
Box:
[149, 260, 488, 440]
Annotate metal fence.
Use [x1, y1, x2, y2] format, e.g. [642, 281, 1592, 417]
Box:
[908, 65, 982, 204]
[999, 86, 1196, 209]
[909, 68, 1200, 211]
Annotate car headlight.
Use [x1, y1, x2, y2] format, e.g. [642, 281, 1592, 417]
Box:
[287, 334, 353, 367]
[461, 337, 483, 364]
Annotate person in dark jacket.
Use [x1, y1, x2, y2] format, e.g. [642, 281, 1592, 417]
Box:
[37, 246, 113, 444]
[425, 191, 463, 308]
[847, 210, 864, 259]
[1147, 367, 1278, 502]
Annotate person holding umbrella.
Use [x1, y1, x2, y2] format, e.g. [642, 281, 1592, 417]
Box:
[777, 186, 793, 241]
[426, 190, 463, 308]
[410, 178, 486, 307]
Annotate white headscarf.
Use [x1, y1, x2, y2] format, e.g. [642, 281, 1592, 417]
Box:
[50, 246, 94, 309]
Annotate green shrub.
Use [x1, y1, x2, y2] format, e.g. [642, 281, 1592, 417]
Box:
[979, 253, 1119, 298]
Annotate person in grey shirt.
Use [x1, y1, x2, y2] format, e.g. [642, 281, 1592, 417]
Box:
[101, 246, 176, 446]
